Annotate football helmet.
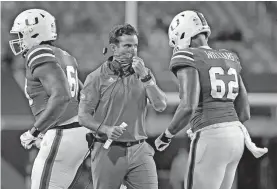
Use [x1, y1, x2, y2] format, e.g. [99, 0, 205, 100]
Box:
[168, 10, 211, 49]
[9, 9, 57, 55]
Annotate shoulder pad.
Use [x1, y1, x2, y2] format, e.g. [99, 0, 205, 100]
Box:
[169, 48, 196, 75]
[26, 45, 57, 73]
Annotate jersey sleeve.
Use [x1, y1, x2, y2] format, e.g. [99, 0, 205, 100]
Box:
[169, 49, 197, 76]
[26, 46, 57, 73]
[79, 70, 101, 110]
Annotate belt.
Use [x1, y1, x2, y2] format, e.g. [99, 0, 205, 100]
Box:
[51, 122, 81, 130]
[95, 138, 145, 147]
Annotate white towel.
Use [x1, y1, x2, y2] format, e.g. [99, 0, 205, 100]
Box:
[238, 123, 268, 158]
[186, 123, 268, 158]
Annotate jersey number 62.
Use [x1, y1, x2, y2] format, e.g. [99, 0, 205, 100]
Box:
[209, 67, 239, 100]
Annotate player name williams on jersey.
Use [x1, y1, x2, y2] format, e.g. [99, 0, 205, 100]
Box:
[204, 50, 240, 63]
[24, 45, 79, 124]
[170, 47, 242, 132]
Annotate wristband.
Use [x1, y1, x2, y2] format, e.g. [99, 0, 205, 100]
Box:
[30, 127, 40, 137]
[141, 74, 152, 83]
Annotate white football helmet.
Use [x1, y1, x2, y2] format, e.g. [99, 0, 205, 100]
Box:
[168, 10, 211, 49]
[9, 9, 57, 55]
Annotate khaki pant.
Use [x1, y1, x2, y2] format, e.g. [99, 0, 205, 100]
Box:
[91, 141, 158, 189]
[185, 121, 245, 189]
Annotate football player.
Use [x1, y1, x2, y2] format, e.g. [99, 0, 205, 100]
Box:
[155, 10, 268, 189]
[9, 9, 90, 189]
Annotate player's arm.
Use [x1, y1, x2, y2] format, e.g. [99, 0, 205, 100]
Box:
[234, 75, 250, 123]
[166, 49, 199, 134]
[155, 67, 200, 151]
[31, 62, 71, 133]
[144, 71, 167, 112]
[20, 47, 72, 149]
[155, 49, 200, 151]
[168, 67, 200, 135]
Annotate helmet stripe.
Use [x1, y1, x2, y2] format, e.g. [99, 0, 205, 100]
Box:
[194, 11, 208, 26]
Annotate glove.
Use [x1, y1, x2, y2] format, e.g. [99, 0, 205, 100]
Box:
[20, 130, 36, 149]
[119, 184, 127, 189]
[34, 133, 44, 149]
[155, 129, 174, 151]
[186, 129, 195, 140]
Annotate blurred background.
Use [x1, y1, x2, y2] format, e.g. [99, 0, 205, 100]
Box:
[1, 1, 277, 189]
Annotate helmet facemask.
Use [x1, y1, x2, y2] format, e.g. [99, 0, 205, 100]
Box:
[9, 31, 26, 55]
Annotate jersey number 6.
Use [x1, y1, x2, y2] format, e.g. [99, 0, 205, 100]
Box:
[66, 66, 79, 98]
[209, 67, 239, 100]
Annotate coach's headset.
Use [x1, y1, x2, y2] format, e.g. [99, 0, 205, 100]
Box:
[71, 51, 135, 189]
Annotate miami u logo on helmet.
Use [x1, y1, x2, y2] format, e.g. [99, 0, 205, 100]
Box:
[25, 17, 39, 26]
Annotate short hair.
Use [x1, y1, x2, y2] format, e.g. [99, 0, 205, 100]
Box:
[109, 24, 138, 44]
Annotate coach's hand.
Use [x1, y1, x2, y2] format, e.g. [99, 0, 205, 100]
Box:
[20, 130, 36, 149]
[105, 126, 126, 141]
[132, 56, 148, 78]
[155, 129, 174, 151]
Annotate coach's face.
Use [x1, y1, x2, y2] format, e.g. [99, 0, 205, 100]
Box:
[113, 34, 138, 58]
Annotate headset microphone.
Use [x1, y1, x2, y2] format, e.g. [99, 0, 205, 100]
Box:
[103, 47, 108, 55]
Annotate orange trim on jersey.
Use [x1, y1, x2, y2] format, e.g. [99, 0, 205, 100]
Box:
[28, 53, 55, 67]
[173, 50, 194, 56]
[171, 55, 195, 62]
[27, 47, 53, 60]
[187, 132, 201, 189]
